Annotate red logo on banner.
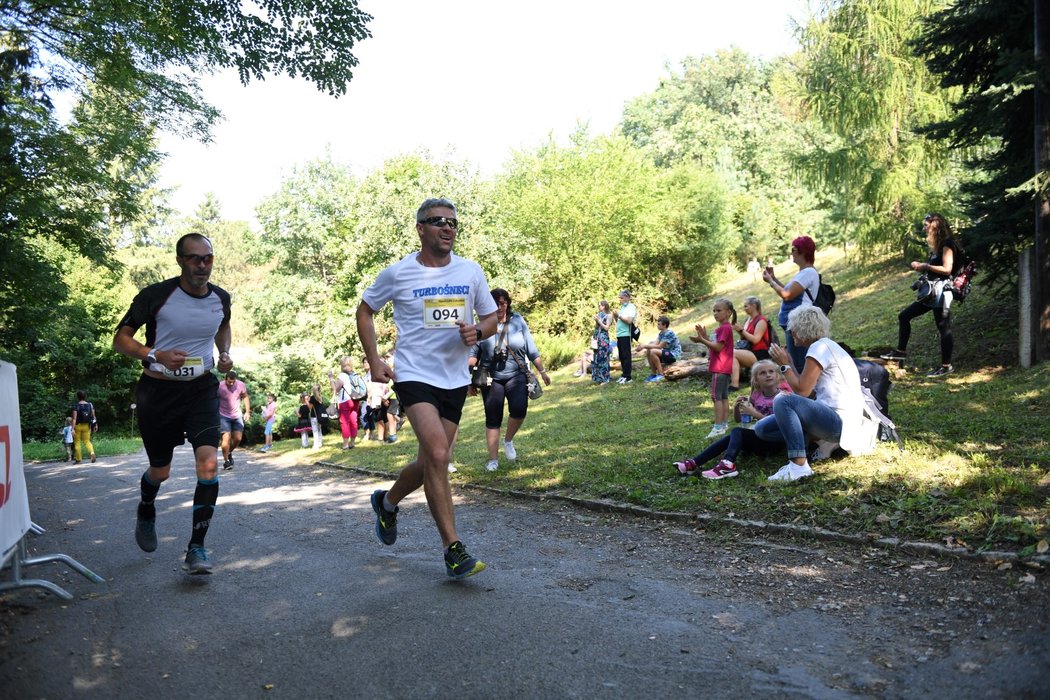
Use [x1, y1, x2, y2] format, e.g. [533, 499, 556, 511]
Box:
[0, 425, 9, 506]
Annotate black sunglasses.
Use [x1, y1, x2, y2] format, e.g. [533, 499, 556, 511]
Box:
[420, 216, 458, 229]
[180, 253, 215, 265]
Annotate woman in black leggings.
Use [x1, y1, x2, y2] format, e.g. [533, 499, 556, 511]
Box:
[881, 213, 960, 378]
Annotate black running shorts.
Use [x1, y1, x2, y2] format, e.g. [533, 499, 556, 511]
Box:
[136, 373, 221, 467]
[393, 382, 469, 425]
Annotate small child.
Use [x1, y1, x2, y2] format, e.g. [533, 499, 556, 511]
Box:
[674, 360, 793, 479]
[261, 393, 277, 452]
[293, 394, 313, 448]
[692, 298, 736, 439]
[62, 417, 74, 461]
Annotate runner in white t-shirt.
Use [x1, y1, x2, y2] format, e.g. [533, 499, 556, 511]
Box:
[357, 198, 498, 579]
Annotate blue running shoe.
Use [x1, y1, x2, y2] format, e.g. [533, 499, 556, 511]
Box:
[370, 489, 398, 545]
[183, 545, 212, 575]
[444, 541, 486, 579]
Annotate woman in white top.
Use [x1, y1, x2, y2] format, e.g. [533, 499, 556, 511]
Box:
[762, 235, 820, 372]
[753, 305, 866, 482]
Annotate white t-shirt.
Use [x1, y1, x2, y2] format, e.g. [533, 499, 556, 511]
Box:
[362, 253, 497, 389]
[790, 266, 820, 308]
[806, 338, 866, 452]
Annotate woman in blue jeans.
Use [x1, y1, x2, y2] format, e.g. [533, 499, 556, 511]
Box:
[754, 305, 867, 482]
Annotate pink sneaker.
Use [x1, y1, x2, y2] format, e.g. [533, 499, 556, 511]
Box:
[701, 459, 738, 480]
[674, 458, 697, 476]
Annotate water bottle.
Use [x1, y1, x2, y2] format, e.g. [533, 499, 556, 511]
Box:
[741, 413, 752, 427]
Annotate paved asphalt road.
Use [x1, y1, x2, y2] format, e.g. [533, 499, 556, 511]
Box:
[2, 446, 1047, 699]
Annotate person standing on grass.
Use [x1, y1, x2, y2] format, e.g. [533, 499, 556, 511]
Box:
[692, 298, 736, 439]
[357, 197, 498, 579]
[112, 232, 234, 575]
[881, 213, 961, 378]
[763, 235, 821, 372]
[612, 290, 637, 384]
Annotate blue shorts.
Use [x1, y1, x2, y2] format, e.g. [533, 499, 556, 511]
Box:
[264, 419, 275, 436]
[219, 415, 245, 435]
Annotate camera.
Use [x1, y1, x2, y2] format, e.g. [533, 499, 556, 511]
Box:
[911, 275, 926, 291]
[493, 349, 508, 372]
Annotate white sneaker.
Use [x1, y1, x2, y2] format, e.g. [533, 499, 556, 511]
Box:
[616, 377, 627, 384]
[447, 463, 458, 474]
[768, 462, 814, 482]
[705, 425, 728, 439]
[485, 459, 499, 472]
[503, 440, 517, 460]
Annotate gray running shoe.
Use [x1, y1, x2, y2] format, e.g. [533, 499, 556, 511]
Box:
[183, 545, 213, 575]
[135, 517, 157, 552]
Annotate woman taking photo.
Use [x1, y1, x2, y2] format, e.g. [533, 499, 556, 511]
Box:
[756, 306, 870, 482]
[470, 289, 551, 471]
[763, 236, 820, 372]
[881, 213, 960, 377]
[730, 296, 772, 391]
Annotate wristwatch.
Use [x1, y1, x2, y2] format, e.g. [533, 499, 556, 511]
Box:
[779, 364, 791, 374]
[146, 349, 157, 365]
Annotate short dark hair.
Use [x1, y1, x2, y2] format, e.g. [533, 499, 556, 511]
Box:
[225, 370, 237, 379]
[176, 233, 213, 257]
[76, 390, 86, 401]
[657, 316, 670, 327]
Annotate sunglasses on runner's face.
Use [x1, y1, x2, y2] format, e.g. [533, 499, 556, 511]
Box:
[420, 216, 458, 229]
[180, 253, 214, 265]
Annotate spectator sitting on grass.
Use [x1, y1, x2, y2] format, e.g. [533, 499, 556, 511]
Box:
[673, 360, 792, 480]
[635, 316, 681, 383]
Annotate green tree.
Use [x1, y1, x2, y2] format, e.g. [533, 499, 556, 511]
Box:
[913, 0, 1044, 282]
[794, 0, 959, 247]
[621, 49, 825, 262]
[493, 131, 731, 335]
[1, 0, 372, 424]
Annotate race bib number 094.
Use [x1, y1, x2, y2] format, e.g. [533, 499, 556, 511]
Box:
[423, 297, 467, 329]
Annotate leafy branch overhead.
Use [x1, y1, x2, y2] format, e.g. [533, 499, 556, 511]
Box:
[2, 0, 373, 137]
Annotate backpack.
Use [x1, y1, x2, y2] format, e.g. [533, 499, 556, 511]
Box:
[74, 402, 93, 424]
[805, 275, 836, 315]
[949, 259, 977, 302]
[348, 373, 367, 400]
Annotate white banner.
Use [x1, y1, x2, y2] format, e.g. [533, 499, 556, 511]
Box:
[0, 361, 31, 554]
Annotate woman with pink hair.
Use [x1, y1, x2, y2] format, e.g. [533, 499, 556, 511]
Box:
[762, 235, 821, 372]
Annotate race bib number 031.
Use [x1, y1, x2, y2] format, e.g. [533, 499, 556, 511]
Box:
[163, 356, 204, 380]
[423, 297, 467, 329]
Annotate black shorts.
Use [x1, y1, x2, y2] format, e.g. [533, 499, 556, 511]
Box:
[394, 382, 469, 425]
[136, 373, 220, 468]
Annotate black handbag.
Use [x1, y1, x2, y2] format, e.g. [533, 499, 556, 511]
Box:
[471, 365, 490, 388]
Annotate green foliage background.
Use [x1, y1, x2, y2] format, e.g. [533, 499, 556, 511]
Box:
[3, 0, 1047, 450]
